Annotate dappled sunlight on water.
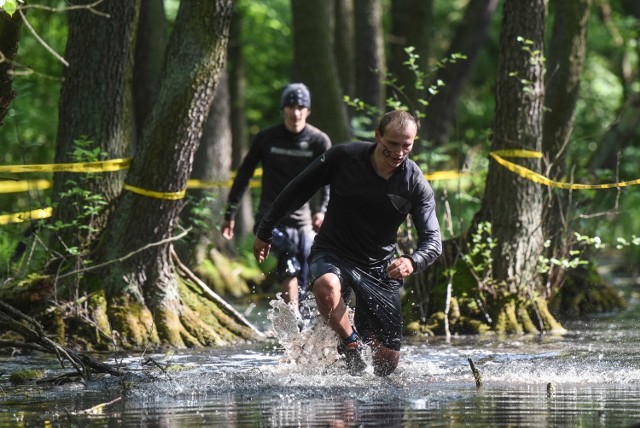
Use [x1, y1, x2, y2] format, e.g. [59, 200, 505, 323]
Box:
[3, 296, 640, 426]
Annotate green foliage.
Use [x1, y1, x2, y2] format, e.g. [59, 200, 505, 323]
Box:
[462, 221, 495, 279]
[0, 3, 66, 166]
[42, 138, 107, 265]
[237, 0, 293, 133]
[0, 0, 21, 16]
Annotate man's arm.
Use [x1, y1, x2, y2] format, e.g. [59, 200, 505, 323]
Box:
[404, 182, 442, 273]
[312, 134, 332, 231]
[224, 140, 261, 221]
[255, 150, 332, 244]
[221, 138, 262, 239]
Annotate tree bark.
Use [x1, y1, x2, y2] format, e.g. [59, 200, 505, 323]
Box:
[180, 66, 232, 266]
[481, 0, 547, 288]
[50, 0, 140, 262]
[91, 0, 256, 349]
[290, 0, 351, 143]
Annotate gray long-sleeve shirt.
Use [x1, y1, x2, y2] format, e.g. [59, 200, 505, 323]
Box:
[256, 141, 442, 273]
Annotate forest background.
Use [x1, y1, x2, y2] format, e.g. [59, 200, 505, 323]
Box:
[0, 0, 639, 356]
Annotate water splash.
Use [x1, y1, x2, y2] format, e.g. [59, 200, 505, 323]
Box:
[266, 293, 343, 372]
[264, 293, 378, 378]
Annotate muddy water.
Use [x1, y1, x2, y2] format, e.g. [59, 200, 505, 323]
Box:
[2, 295, 640, 427]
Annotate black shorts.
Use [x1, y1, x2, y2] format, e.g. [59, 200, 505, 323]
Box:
[271, 225, 314, 290]
[308, 249, 403, 351]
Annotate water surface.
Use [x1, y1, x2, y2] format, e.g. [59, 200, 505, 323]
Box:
[2, 295, 640, 427]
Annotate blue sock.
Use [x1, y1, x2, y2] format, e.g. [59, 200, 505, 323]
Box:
[344, 330, 358, 344]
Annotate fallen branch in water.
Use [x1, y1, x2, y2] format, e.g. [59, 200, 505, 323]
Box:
[72, 397, 122, 415]
[0, 300, 123, 379]
[468, 357, 483, 388]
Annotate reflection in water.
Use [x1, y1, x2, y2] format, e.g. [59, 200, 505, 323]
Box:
[2, 296, 640, 426]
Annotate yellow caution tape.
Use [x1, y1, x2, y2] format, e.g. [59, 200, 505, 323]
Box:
[491, 149, 543, 159]
[0, 179, 52, 193]
[186, 178, 262, 189]
[0, 158, 132, 174]
[0, 207, 52, 225]
[426, 170, 468, 181]
[490, 150, 640, 189]
[123, 183, 187, 200]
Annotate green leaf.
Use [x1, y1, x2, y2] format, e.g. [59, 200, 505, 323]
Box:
[2, 0, 20, 16]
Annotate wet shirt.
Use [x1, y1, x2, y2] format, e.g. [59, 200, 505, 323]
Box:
[224, 123, 331, 228]
[256, 141, 442, 272]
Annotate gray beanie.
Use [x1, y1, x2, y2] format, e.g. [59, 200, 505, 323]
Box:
[280, 83, 311, 109]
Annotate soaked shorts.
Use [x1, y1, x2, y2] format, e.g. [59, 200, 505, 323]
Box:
[308, 249, 403, 351]
[270, 225, 314, 294]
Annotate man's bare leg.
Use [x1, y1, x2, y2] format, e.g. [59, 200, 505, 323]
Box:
[312, 273, 352, 337]
[313, 273, 399, 376]
[281, 276, 301, 318]
[369, 339, 400, 376]
[313, 273, 367, 374]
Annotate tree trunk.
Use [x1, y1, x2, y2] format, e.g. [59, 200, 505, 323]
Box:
[0, 9, 22, 126]
[388, 0, 433, 121]
[90, 0, 258, 349]
[133, 0, 168, 147]
[354, 0, 385, 119]
[423, 0, 498, 146]
[481, 0, 547, 289]
[180, 66, 232, 265]
[542, 0, 591, 292]
[333, 0, 355, 100]
[49, 0, 140, 267]
[290, 0, 351, 143]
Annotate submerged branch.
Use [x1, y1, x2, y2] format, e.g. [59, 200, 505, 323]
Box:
[468, 358, 483, 388]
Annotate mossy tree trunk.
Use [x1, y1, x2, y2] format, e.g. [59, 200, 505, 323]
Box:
[481, 0, 547, 291]
[406, 0, 567, 336]
[85, 0, 261, 349]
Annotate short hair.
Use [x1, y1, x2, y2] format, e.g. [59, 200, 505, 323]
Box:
[377, 110, 418, 136]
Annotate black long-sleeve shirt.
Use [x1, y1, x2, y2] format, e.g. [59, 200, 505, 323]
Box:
[256, 141, 442, 273]
[224, 123, 331, 228]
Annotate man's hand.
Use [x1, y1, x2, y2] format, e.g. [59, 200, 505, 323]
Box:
[386, 257, 414, 279]
[253, 238, 271, 263]
[221, 220, 235, 240]
[312, 212, 325, 233]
